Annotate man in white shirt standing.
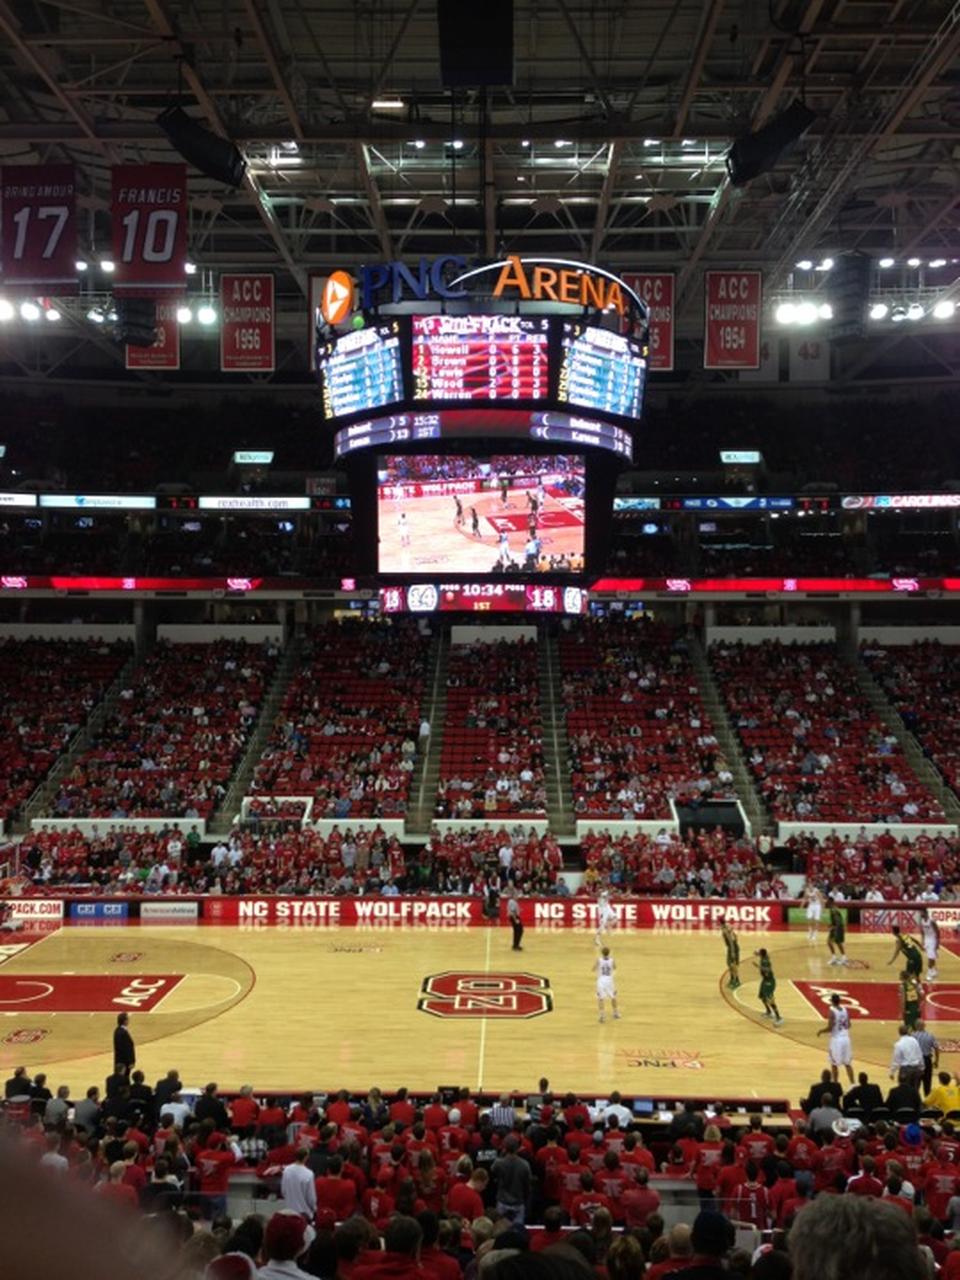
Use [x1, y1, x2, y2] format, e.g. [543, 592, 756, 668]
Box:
[281, 1148, 317, 1219]
[601, 1091, 633, 1127]
[890, 1023, 925, 1087]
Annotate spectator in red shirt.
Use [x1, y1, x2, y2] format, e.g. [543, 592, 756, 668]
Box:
[595, 1149, 628, 1221]
[530, 1205, 566, 1252]
[773, 1162, 798, 1228]
[389, 1088, 416, 1131]
[570, 1170, 613, 1227]
[456, 1089, 479, 1131]
[645, 1223, 694, 1279]
[737, 1116, 775, 1166]
[693, 1125, 725, 1208]
[447, 1162, 487, 1222]
[732, 1162, 769, 1229]
[96, 1160, 139, 1211]
[847, 1155, 884, 1199]
[258, 1098, 289, 1138]
[197, 1131, 238, 1219]
[786, 1122, 819, 1174]
[417, 1211, 459, 1280]
[230, 1085, 260, 1131]
[363, 1167, 398, 1229]
[423, 1096, 448, 1132]
[715, 1141, 746, 1216]
[120, 1141, 147, 1197]
[621, 1131, 655, 1174]
[883, 1174, 915, 1216]
[620, 1166, 661, 1230]
[923, 1155, 959, 1222]
[437, 1111, 469, 1155]
[315, 1154, 358, 1221]
[352, 1214, 424, 1280]
[327, 1091, 352, 1128]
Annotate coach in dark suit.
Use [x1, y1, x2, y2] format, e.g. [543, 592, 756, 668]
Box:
[113, 1012, 135, 1073]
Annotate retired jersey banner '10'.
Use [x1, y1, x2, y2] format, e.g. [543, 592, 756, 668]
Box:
[111, 163, 187, 294]
[1, 164, 78, 291]
[703, 270, 763, 369]
[220, 273, 275, 372]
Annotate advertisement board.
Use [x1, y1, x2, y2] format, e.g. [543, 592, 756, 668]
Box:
[69, 901, 130, 922]
[505, 898, 782, 928]
[140, 901, 199, 922]
[7, 900, 63, 921]
[203, 896, 485, 925]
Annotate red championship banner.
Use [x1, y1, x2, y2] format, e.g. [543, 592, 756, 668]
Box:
[622, 272, 675, 371]
[1, 164, 77, 291]
[703, 270, 763, 369]
[125, 299, 180, 370]
[220, 273, 275, 372]
[111, 163, 187, 294]
[203, 895, 485, 925]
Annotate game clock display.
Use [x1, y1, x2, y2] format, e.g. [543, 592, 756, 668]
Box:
[412, 315, 550, 402]
[380, 583, 587, 614]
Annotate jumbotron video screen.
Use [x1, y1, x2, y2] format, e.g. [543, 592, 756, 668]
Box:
[376, 454, 586, 575]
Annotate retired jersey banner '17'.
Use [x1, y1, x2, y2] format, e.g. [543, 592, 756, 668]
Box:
[621, 272, 675, 371]
[220, 273, 275, 372]
[703, 270, 763, 370]
[111, 163, 187, 294]
[1, 164, 78, 291]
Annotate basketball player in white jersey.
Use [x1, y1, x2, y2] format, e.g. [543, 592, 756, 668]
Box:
[595, 946, 620, 1023]
[397, 511, 411, 547]
[921, 909, 941, 980]
[803, 884, 824, 943]
[595, 889, 616, 946]
[816, 992, 854, 1084]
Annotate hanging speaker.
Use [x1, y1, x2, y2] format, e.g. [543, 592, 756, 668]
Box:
[157, 106, 247, 188]
[114, 296, 157, 347]
[830, 253, 872, 343]
[437, 0, 514, 87]
[726, 99, 817, 187]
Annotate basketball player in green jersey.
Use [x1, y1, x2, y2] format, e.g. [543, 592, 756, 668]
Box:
[889, 925, 924, 979]
[901, 969, 923, 1030]
[722, 919, 741, 989]
[754, 948, 783, 1026]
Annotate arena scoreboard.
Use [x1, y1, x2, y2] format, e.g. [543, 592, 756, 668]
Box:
[412, 315, 550, 402]
[316, 321, 403, 420]
[315, 315, 647, 458]
[558, 322, 647, 419]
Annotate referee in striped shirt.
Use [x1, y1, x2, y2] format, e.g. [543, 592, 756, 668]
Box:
[488, 1093, 516, 1131]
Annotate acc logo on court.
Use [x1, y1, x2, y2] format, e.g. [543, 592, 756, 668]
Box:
[418, 972, 553, 1019]
[321, 271, 355, 325]
[3, 1027, 48, 1045]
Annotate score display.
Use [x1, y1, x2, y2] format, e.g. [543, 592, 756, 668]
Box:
[413, 315, 549, 402]
[380, 582, 587, 614]
[316, 321, 403, 420]
[558, 322, 647, 418]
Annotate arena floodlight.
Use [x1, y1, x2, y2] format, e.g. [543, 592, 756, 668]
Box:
[0, 299, 14, 322]
[869, 302, 889, 320]
[878, 257, 895, 269]
[774, 302, 796, 324]
[933, 299, 955, 319]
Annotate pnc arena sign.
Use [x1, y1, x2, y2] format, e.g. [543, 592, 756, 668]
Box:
[326, 255, 647, 322]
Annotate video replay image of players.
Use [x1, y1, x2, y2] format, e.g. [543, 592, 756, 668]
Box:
[377, 454, 585, 575]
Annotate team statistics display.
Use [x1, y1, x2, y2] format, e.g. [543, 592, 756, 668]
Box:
[377, 454, 585, 576]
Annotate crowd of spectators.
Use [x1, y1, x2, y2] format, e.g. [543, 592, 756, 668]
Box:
[1, 1068, 952, 1278]
[17, 820, 960, 906]
[11, 824, 565, 898]
[580, 828, 783, 899]
[437, 639, 546, 819]
[862, 642, 960, 802]
[709, 641, 944, 826]
[560, 620, 735, 820]
[49, 640, 277, 820]
[251, 621, 430, 820]
[0, 638, 130, 826]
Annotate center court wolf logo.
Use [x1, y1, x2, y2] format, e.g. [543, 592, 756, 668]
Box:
[418, 971, 553, 1019]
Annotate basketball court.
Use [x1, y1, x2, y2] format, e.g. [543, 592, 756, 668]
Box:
[0, 924, 955, 1101]
[378, 483, 585, 574]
